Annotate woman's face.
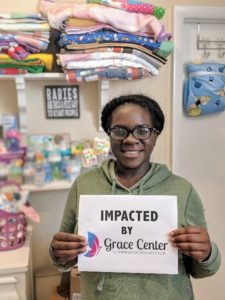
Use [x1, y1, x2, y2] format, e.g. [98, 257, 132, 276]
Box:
[109, 103, 158, 172]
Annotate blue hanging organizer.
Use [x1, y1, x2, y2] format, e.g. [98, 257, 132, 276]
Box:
[183, 62, 225, 116]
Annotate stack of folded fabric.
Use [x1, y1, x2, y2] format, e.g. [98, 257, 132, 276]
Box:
[39, 0, 173, 83]
[0, 13, 53, 74]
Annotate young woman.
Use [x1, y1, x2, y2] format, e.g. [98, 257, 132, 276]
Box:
[50, 94, 220, 300]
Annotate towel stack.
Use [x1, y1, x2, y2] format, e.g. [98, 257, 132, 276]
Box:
[0, 13, 53, 74]
[39, 0, 173, 83]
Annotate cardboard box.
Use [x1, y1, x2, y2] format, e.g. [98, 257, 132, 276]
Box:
[70, 267, 81, 299]
[50, 286, 65, 300]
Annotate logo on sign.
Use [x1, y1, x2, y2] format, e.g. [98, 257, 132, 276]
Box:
[84, 231, 101, 257]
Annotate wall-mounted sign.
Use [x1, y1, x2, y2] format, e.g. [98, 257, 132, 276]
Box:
[45, 85, 80, 119]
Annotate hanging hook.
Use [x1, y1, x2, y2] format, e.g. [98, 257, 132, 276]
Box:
[202, 39, 210, 58]
[217, 41, 225, 58]
[197, 23, 210, 58]
[218, 48, 225, 58]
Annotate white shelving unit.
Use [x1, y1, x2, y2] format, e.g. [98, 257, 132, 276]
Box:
[0, 226, 33, 300]
[22, 179, 72, 192]
[0, 73, 110, 133]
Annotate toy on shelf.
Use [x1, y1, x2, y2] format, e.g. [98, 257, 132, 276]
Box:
[48, 149, 62, 180]
[5, 129, 21, 152]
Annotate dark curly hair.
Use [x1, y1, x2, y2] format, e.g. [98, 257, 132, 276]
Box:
[101, 94, 165, 134]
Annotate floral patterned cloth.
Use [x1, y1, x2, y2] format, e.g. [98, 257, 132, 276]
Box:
[57, 30, 161, 52]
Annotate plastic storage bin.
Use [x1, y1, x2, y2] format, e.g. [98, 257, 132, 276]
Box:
[0, 181, 27, 251]
[0, 209, 27, 250]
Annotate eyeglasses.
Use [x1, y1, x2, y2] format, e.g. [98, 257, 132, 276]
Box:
[108, 126, 159, 141]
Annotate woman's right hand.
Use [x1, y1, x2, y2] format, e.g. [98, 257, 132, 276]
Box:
[51, 232, 87, 265]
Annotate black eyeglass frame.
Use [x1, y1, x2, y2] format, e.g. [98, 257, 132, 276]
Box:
[107, 125, 160, 141]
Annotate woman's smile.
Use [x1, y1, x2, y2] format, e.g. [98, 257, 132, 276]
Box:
[121, 149, 143, 158]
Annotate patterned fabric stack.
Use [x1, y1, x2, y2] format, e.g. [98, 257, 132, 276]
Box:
[40, 0, 173, 82]
[0, 13, 53, 74]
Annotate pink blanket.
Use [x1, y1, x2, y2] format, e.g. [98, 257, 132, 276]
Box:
[40, 2, 171, 40]
[39, 0, 165, 18]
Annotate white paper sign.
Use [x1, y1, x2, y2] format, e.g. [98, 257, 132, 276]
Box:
[78, 195, 178, 274]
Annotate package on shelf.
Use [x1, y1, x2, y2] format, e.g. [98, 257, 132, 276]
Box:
[67, 157, 82, 182]
[71, 140, 90, 155]
[7, 158, 24, 185]
[23, 161, 36, 185]
[27, 133, 70, 150]
[0, 134, 110, 186]
[81, 148, 97, 169]
[1, 114, 18, 138]
[0, 126, 26, 163]
[0, 148, 27, 185]
[93, 137, 110, 155]
[0, 127, 27, 184]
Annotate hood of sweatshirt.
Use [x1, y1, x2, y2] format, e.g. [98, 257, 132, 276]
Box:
[99, 159, 172, 195]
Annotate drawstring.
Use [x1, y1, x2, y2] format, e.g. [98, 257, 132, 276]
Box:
[96, 273, 106, 292]
[111, 179, 117, 194]
[138, 180, 144, 195]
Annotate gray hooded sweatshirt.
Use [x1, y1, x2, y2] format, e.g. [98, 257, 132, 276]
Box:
[51, 159, 221, 300]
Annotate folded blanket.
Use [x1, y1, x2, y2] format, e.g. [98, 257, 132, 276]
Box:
[0, 58, 45, 73]
[86, 0, 165, 18]
[61, 42, 166, 61]
[57, 30, 161, 52]
[65, 66, 151, 83]
[61, 46, 165, 68]
[0, 68, 27, 75]
[59, 31, 173, 58]
[0, 23, 50, 32]
[62, 20, 151, 37]
[0, 53, 53, 71]
[183, 62, 225, 116]
[0, 13, 44, 20]
[0, 32, 50, 57]
[39, 0, 165, 18]
[42, 3, 171, 40]
[58, 52, 159, 75]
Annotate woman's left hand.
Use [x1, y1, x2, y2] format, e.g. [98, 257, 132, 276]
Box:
[169, 226, 211, 261]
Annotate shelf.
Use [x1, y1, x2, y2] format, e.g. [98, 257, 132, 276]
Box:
[0, 225, 34, 300]
[0, 74, 110, 134]
[22, 180, 72, 192]
[0, 73, 65, 80]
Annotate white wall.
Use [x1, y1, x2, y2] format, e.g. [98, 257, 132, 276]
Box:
[173, 6, 225, 300]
